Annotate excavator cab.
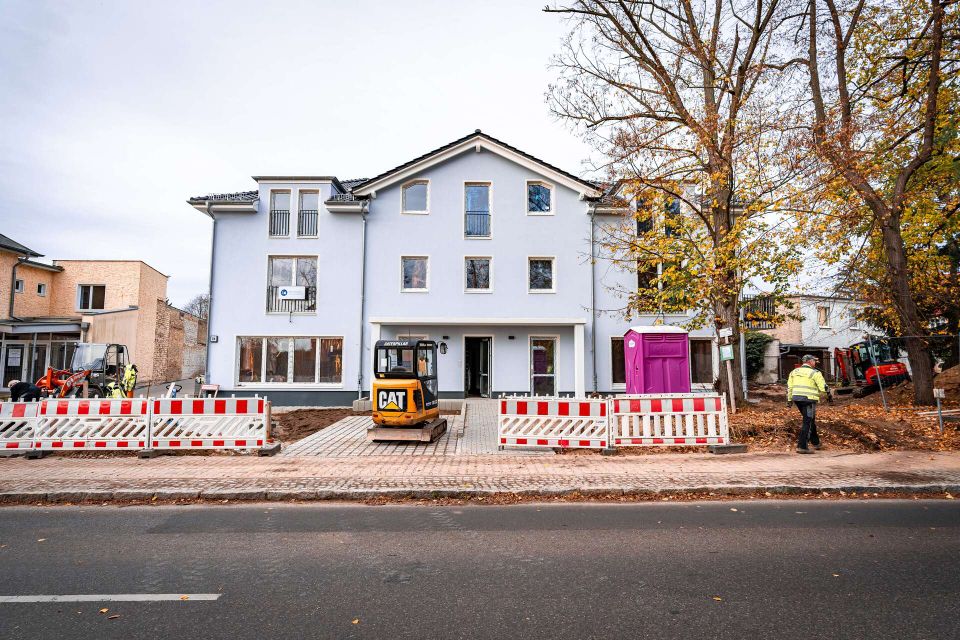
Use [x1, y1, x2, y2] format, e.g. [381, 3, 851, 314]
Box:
[370, 339, 446, 442]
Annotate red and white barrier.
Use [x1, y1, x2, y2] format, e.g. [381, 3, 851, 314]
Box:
[610, 394, 728, 446]
[1, 397, 271, 455]
[35, 399, 150, 450]
[150, 398, 266, 450]
[499, 397, 608, 449]
[497, 393, 731, 450]
[0, 402, 39, 451]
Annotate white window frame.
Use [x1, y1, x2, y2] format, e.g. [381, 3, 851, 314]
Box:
[76, 284, 106, 311]
[265, 255, 319, 315]
[528, 335, 560, 396]
[297, 189, 320, 238]
[37, 283, 46, 297]
[610, 336, 626, 390]
[848, 308, 861, 330]
[816, 305, 831, 329]
[401, 179, 430, 215]
[463, 180, 493, 239]
[14, 279, 24, 294]
[526, 179, 555, 216]
[463, 256, 493, 293]
[234, 334, 345, 389]
[268, 189, 292, 238]
[527, 256, 557, 294]
[400, 255, 430, 293]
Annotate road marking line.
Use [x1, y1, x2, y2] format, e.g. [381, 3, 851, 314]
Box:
[0, 594, 222, 603]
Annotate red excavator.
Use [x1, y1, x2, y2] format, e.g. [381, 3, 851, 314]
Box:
[834, 337, 910, 397]
[34, 343, 131, 398]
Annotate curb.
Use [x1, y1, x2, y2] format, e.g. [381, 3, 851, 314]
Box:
[1, 483, 957, 504]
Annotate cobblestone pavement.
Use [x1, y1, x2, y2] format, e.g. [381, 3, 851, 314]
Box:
[0, 451, 958, 500]
[281, 399, 550, 457]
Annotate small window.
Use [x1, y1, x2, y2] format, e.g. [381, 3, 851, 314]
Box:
[465, 257, 491, 292]
[528, 257, 555, 293]
[401, 256, 429, 292]
[611, 337, 625, 386]
[77, 285, 106, 310]
[37, 283, 46, 296]
[267, 256, 317, 312]
[849, 309, 861, 330]
[527, 181, 553, 214]
[402, 181, 429, 214]
[14, 279, 24, 294]
[298, 191, 319, 237]
[817, 305, 831, 328]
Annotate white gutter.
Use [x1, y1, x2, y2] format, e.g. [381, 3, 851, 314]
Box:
[356, 201, 369, 399]
[203, 202, 217, 382]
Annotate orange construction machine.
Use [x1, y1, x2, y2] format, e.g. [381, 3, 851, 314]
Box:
[35, 343, 132, 398]
[834, 337, 910, 397]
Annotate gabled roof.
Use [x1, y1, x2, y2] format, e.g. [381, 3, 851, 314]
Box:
[351, 130, 602, 198]
[0, 233, 41, 257]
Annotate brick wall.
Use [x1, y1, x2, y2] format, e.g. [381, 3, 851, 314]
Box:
[153, 304, 207, 383]
[0, 252, 19, 320]
[10, 263, 56, 318]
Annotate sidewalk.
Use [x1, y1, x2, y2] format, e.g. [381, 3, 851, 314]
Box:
[1, 450, 958, 502]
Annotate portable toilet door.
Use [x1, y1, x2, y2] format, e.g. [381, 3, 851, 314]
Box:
[623, 326, 692, 394]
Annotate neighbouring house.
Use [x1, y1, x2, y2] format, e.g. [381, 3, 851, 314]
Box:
[188, 130, 719, 406]
[0, 233, 206, 389]
[745, 293, 874, 382]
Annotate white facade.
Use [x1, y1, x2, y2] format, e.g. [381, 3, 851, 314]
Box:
[191, 131, 718, 405]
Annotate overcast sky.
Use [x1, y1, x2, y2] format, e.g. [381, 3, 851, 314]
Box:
[0, 0, 594, 305]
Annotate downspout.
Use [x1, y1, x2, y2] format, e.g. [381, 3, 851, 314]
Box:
[8, 256, 27, 319]
[357, 201, 369, 399]
[590, 204, 598, 393]
[203, 202, 217, 382]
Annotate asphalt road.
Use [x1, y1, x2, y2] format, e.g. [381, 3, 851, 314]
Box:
[0, 501, 957, 639]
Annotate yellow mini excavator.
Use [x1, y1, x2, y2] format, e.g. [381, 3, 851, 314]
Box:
[369, 339, 447, 443]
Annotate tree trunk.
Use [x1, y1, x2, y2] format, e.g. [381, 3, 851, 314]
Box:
[714, 295, 745, 403]
[879, 217, 934, 404]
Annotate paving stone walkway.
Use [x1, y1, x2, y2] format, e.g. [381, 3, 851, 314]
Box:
[1, 451, 958, 501]
[281, 399, 550, 457]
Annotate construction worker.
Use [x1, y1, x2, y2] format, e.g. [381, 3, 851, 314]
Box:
[122, 363, 138, 398]
[7, 379, 42, 402]
[787, 355, 831, 453]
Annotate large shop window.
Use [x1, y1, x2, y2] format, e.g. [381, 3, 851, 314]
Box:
[238, 336, 343, 385]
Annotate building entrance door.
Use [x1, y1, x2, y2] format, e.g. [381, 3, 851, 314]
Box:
[3, 345, 25, 385]
[464, 337, 491, 397]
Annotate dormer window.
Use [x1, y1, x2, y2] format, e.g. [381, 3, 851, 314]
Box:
[527, 181, 553, 215]
[402, 180, 429, 214]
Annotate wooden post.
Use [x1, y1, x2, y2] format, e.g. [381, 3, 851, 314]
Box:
[725, 357, 737, 414]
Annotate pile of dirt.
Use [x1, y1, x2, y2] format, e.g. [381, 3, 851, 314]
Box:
[272, 409, 459, 443]
[732, 396, 960, 452]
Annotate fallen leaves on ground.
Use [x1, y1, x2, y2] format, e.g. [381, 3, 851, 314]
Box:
[99, 608, 108, 614]
[107, 614, 120, 620]
[712, 596, 723, 601]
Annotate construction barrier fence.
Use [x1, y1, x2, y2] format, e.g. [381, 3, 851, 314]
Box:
[0, 397, 271, 455]
[499, 394, 729, 449]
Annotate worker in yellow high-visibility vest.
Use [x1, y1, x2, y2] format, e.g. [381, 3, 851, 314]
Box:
[787, 354, 832, 453]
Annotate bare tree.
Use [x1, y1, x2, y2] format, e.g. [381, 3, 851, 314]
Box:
[802, 0, 955, 404]
[183, 293, 209, 319]
[546, 0, 808, 400]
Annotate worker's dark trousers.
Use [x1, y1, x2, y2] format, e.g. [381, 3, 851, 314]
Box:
[794, 399, 820, 449]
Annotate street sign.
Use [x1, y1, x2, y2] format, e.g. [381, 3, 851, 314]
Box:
[718, 327, 733, 339]
[719, 344, 735, 362]
[934, 388, 946, 399]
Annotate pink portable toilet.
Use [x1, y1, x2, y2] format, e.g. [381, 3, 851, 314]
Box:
[623, 326, 691, 394]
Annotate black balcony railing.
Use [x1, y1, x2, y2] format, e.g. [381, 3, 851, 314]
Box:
[269, 209, 290, 236]
[298, 210, 318, 237]
[465, 212, 491, 237]
[266, 285, 317, 313]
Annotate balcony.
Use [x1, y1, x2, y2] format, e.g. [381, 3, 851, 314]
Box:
[465, 212, 491, 237]
[269, 209, 290, 237]
[266, 285, 317, 313]
[297, 210, 318, 237]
